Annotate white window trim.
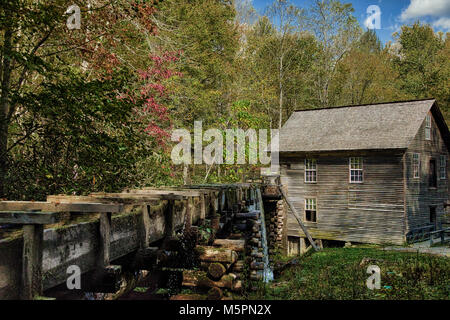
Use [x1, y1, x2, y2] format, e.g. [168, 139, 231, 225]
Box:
[439, 155, 447, 180]
[304, 159, 317, 183]
[425, 114, 431, 141]
[413, 153, 420, 179]
[304, 198, 317, 223]
[349, 157, 364, 183]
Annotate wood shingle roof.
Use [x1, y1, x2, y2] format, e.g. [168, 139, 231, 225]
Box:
[278, 99, 448, 153]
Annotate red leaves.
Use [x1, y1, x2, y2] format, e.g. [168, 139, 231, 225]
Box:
[131, 51, 183, 144]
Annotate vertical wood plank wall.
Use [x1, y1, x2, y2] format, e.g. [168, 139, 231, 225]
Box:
[281, 152, 406, 245]
[404, 111, 450, 231]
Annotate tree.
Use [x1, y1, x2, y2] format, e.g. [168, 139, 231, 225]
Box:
[329, 30, 405, 106]
[265, 0, 305, 129]
[306, 0, 361, 107]
[0, 0, 161, 198]
[393, 23, 449, 119]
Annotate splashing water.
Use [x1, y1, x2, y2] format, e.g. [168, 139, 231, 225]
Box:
[256, 188, 274, 282]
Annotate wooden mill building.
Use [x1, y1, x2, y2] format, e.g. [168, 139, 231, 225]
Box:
[277, 99, 450, 251]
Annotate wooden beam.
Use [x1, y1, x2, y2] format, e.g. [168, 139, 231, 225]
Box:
[185, 197, 192, 230]
[46, 195, 98, 203]
[0, 201, 123, 213]
[164, 199, 175, 237]
[0, 211, 59, 225]
[200, 194, 206, 220]
[21, 224, 44, 299]
[126, 188, 203, 197]
[140, 204, 152, 248]
[99, 212, 112, 267]
[90, 192, 184, 202]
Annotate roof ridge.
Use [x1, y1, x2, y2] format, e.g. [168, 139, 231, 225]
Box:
[294, 98, 435, 113]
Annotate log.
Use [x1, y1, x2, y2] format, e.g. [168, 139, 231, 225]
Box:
[212, 239, 245, 252]
[208, 262, 227, 280]
[232, 260, 244, 273]
[182, 271, 234, 289]
[250, 261, 264, 270]
[228, 233, 243, 239]
[21, 225, 44, 299]
[250, 270, 263, 281]
[232, 280, 243, 292]
[251, 250, 263, 258]
[196, 246, 238, 264]
[207, 287, 223, 300]
[234, 223, 247, 231]
[235, 211, 259, 219]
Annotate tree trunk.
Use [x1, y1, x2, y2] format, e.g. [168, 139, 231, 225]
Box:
[278, 55, 283, 130]
[195, 246, 238, 263]
[212, 239, 245, 252]
[0, 24, 13, 198]
[207, 262, 226, 280]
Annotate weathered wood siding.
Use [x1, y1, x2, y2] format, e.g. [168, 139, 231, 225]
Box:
[404, 111, 449, 231]
[281, 151, 406, 245]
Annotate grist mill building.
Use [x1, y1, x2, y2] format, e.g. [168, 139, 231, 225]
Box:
[277, 99, 450, 252]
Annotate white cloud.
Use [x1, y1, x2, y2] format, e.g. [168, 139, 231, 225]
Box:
[432, 17, 450, 30]
[400, 0, 450, 21]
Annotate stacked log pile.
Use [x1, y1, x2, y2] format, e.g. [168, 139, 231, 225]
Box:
[180, 241, 244, 300]
[234, 209, 264, 282]
[267, 200, 286, 252]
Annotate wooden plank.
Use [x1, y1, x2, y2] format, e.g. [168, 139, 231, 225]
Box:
[21, 225, 43, 299]
[164, 199, 175, 237]
[99, 212, 112, 267]
[46, 195, 98, 203]
[185, 197, 192, 230]
[127, 188, 203, 197]
[0, 201, 123, 213]
[90, 192, 184, 202]
[141, 204, 151, 248]
[200, 194, 206, 220]
[0, 211, 59, 225]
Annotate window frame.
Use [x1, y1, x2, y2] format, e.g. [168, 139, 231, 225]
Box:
[439, 155, 447, 180]
[304, 198, 317, 223]
[304, 159, 317, 183]
[425, 114, 432, 141]
[412, 153, 421, 179]
[349, 157, 364, 183]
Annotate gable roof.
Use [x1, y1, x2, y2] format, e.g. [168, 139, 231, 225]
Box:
[278, 99, 449, 153]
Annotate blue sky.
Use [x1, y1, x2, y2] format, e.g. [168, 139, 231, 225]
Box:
[251, 0, 450, 45]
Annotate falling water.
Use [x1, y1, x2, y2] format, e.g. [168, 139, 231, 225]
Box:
[256, 188, 274, 282]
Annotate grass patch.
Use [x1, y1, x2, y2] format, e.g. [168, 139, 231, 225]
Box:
[250, 247, 449, 300]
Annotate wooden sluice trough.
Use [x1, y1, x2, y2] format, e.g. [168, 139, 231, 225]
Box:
[0, 184, 260, 300]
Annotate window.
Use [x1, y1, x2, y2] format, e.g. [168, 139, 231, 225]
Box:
[349, 157, 363, 183]
[425, 114, 431, 140]
[440, 155, 447, 180]
[305, 159, 317, 183]
[413, 153, 420, 178]
[429, 159, 437, 188]
[305, 198, 317, 222]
